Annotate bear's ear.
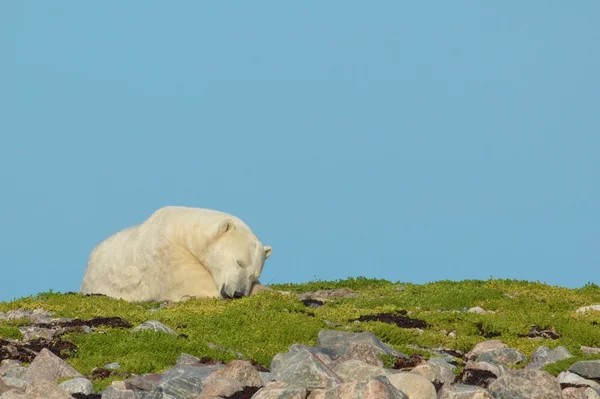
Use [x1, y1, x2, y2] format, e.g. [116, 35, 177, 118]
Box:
[264, 246, 272, 259]
[216, 219, 236, 238]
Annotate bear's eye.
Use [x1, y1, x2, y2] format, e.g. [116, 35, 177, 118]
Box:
[237, 260, 245, 268]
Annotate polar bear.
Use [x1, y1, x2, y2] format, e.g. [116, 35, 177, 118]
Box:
[80, 206, 273, 302]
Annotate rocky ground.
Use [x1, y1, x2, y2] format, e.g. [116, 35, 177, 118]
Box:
[1, 284, 600, 398]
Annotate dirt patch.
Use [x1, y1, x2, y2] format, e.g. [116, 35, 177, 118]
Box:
[518, 325, 560, 340]
[392, 353, 425, 370]
[0, 337, 78, 362]
[225, 386, 260, 399]
[350, 310, 428, 329]
[455, 369, 497, 388]
[90, 367, 112, 379]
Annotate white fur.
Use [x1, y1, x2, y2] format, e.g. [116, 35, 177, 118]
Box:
[80, 206, 272, 302]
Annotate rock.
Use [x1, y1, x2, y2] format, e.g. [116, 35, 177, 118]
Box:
[316, 329, 406, 360]
[131, 320, 177, 335]
[385, 372, 437, 399]
[252, 381, 307, 399]
[412, 357, 457, 385]
[296, 289, 358, 302]
[282, 344, 335, 367]
[584, 388, 600, 398]
[468, 340, 506, 357]
[0, 378, 9, 395]
[526, 346, 573, 369]
[0, 377, 29, 390]
[25, 380, 72, 399]
[22, 348, 83, 382]
[334, 340, 387, 367]
[581, 346, 600, 355]
[145, 363, 218, 398]
[0, 361, 25, 378]
[124, 373, 163, 391]
[101, 381, 140, 399]
[271, 347, 342, 390]
[58, 377, 94, 395]
[487, 369, 562, 399]
[332, 359, 385, 382]
[557, 371, 600, 389]
[468, 307, 486, 314]
[210, 359, 264, 388]
[437, 383, 494, 399]
[569, 360, 600, 380]
[561, 387, 587, 399]
[176, 353, 201, 365]
[17, 326, 58, 341]
[477, 347, 526, 366]
[576, 305, 600, 313]
[197, 375, 244, 398]
[308, 375, 407, 399]
[104, 362, 121, 370]
[0, 390, 26, 399]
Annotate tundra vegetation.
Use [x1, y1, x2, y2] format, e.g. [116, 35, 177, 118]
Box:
[1, 277, 600, 391]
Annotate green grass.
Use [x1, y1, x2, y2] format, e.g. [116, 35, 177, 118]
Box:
[2, 277, 600, 391]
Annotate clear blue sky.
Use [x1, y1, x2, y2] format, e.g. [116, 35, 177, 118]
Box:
[1, 2, 598, 302]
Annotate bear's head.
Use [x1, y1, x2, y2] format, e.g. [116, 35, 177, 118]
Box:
[204, 219, 272, 299]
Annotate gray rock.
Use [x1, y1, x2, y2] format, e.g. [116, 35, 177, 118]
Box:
[308, 375, 407, 399]
[271, 347, 342, 390]
[102, 381, 140, 399]
[411, 357, 457, 385]
[561, 387, 587, 399]
[252, 381, 307, 399]
[104, 362, 121, 370]
[487, 369, 562, 399]
[0, 378, 9, 395]
[0, 389, 27, 399]
[569, 360, 600, 380]
[332, 359, 385, 381]
[25, 380, 72, 399]
[316, 329, 406, 360]
[468, 340, 506, 357]
[131, 320, 177, 335]
[557, 371, 600, 389]
[477, 347, 526, 366]
[146, 372, 204, 399]
[437, 383, 494, 399]
[175, 353, 201, 365]
[22, 348, 83, 382]
[0, 377, 30, 390]
[0, 360, 24, 378]
[125, 373, 164, 392]
[161, 363, 225, 382]
[197, 375, 244, 398]
[581, 346, 600, 355]
[527, 346, 573, 369]
[58, 378, 94, 395]
[17, 326, 59, 341]
[576, 305, 600, 313]
[385, 372, 436, 399]
[585, 388, 600, 398]
[209, 359, 264, 388]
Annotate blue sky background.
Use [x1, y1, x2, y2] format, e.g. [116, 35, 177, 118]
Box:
[1, 2, 598, 302]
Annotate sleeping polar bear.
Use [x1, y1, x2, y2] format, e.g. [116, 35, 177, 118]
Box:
[80, 206, 273, 302]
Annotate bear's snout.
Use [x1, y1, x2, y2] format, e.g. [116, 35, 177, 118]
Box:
[220, 286, 245, 299]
